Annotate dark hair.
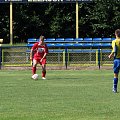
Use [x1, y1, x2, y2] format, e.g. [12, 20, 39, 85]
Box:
[115, 29, 120, 38]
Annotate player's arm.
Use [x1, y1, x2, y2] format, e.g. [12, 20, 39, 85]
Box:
[42, 53, 47, 59]
[30, 49, 34, 60]
[40, 44, 48, 61]
[108, 52, 114, 59]
[30, 43, 37, 60]
[40, 52, 48, 62]
[108, 41, 115, 59]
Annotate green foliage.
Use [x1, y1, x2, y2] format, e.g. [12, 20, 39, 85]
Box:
[89, 0, 120, 37]
[0, 4, 9, 41]
[1, 1, 120, 43]
[49, 4, 75, 37]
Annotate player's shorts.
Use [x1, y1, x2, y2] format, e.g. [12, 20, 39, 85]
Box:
[113, 58, 120, 74]
[33, 58, 47, 65]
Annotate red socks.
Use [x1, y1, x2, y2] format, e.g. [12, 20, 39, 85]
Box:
[42, 71, 46, 77]
[32, 67, 36, 75]
[32, 67, 46, 78]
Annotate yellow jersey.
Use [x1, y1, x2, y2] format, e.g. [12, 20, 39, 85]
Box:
[112, 38, 120, 58]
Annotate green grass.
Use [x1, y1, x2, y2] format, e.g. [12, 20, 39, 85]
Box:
[0, 69, 120, 120]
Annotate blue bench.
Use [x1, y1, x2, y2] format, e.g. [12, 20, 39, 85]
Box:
[27, 37, 115, 43]
[27, 37, 113, 48]
[27, 43, 112, 48]
[26, 38, 112, 69]
[26, 49, 64, 53]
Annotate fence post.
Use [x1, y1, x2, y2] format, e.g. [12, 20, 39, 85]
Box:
[98, 49, 101, 69]
[65, 47, 68, 69]
[96, 48, 101, 69]
[0, 39, 3, 69]
[0, 47, 2, 69]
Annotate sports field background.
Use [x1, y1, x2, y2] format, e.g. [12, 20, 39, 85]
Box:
[0, 69, 120, 120]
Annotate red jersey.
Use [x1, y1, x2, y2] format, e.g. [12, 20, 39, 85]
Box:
[31, 42, 48, 59]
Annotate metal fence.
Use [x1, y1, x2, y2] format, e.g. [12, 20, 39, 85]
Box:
[0, 46, 113, 68]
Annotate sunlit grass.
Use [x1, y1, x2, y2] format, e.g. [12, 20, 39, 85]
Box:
[0, 69, 120, 120]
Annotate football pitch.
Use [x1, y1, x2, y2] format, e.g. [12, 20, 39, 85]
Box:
[0, 69, 120, 120]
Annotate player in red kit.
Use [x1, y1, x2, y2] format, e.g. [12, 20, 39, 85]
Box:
[30, 36, 48, 80]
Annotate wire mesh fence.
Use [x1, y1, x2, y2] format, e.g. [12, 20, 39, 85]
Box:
[0, 46, 113, 68]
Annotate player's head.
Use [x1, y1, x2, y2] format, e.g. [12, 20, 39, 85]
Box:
[39, 35, 45, 42]
[115, 29, 120, 38]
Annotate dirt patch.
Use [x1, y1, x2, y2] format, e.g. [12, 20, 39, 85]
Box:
[1, 65, 112, 70]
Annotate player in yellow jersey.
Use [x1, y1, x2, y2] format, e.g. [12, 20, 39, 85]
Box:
[108, 29, 120, 93]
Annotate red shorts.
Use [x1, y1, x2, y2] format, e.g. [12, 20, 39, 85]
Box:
[33, 58, 47, 65]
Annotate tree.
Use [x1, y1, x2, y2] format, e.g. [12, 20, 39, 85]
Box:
[89, 0, 120, 37]
[1, 1, 120, 43]
[0, 4, 9, 43]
